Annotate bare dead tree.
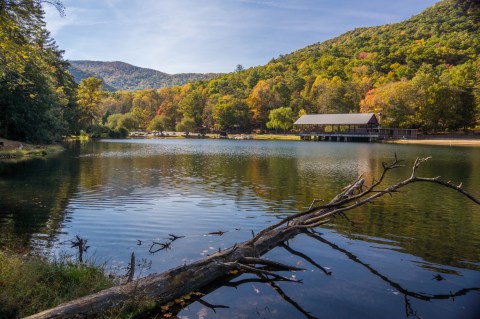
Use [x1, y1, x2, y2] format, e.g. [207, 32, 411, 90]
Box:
[26, 157, 479, 319]
[70, 235, 89, 264]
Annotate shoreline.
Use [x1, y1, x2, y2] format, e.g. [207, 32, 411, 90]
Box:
[128, 135, 480, 146]
[383, 139, 480, 147]
[0, 138, 63, 159]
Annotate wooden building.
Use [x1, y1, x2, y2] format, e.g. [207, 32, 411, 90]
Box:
[294, 113, 417, 142]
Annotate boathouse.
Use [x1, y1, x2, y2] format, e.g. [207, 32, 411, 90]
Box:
[294, 113, 417, 142]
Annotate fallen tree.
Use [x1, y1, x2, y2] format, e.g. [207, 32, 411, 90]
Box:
[26, 156, 480, 319]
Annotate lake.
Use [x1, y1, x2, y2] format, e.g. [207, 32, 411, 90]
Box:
[1, 139, 479, 318]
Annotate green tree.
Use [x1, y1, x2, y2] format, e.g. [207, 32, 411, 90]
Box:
[117, 113, 139, 131]
[106, 113, 123, 129]
[148, 115, 170, 133]
[235, 64, 244, 73]
[213, 95, 251, 131]
[310, 76, 354, 114]
[106, 113, 138, 131]
[77, 77, 104, 128]
[175, 117, 196, 135]
[0, 0, 76, 142]
[247, 69, 261, 89]
[266, 107, 296, 133]
[178, 88, 205, 127]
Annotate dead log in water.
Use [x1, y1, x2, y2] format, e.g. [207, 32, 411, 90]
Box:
[26, 157, 480, 319]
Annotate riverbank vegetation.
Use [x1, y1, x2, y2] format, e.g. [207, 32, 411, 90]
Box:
[0, 138, 63, 159]
[0, 249, 116, 318]
[1, 0, 479, 146]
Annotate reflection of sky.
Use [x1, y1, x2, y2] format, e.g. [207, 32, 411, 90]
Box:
[8, 139, 479, 318]
[178, 229, 480, 319]
[51, 140, 480, 266]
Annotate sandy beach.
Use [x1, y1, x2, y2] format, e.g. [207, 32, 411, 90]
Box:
[384, 139, 480, 147]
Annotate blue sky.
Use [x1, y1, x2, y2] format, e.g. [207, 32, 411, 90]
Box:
[44, 0, 440, 74]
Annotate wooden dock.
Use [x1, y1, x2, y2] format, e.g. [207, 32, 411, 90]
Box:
[299, 133, 380, 142]
[294, 114, 418, 143]
[298, 128, 418, 143]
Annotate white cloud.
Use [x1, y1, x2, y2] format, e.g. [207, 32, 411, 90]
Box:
[43, 0, 441, 73]
[44, 6, 108, 36]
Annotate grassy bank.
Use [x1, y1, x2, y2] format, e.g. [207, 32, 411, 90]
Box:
[0, 250, 116, 318]
[252, 134, 300, 140]
[0, 138, 63, 159]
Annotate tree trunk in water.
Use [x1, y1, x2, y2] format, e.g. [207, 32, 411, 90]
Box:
[26, 157, 479, 319]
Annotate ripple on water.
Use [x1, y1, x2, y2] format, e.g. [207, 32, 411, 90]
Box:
[2, 139, 479, 319]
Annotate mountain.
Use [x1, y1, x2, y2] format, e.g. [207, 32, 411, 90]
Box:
[68, 60, 221, 91]
[101, 0, 479, 133]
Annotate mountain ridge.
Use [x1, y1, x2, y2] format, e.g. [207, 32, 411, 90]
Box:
[68, 60, 221, 91]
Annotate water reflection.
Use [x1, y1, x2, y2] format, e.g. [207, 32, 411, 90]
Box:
[0, 139, 479, 318]
[151, 230, 478, 319]
[0, 148, 80, 250]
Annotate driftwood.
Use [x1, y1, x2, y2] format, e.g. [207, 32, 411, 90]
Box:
[26, 156, 480, 319]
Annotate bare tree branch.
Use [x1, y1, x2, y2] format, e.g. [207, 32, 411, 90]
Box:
[26, 156, 479, 319]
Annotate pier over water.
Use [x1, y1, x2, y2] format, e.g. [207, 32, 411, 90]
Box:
[295, 113, 418, 142]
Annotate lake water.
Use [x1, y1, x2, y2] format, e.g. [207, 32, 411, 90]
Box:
[1, 139, 479, 318]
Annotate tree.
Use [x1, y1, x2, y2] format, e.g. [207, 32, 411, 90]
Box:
[106, 112, 138, 131]
[213, 95, 251, 131]
[77, 77, 104, 129]
[410, 64, 477, 132]
[266, 107, 296, 133]
[148, 115, 170, 133]
[117, 113, 139, 131]
[235, 64, 244, 73]
[100, 91, 133, 115]
[310, 76, 354, 114]
[101, 110, 111, 125]
[175, 117, 196, 135]
[0, 0, 76, 142]
[247, 80, 280, 128]
[360, 81, 419, 128]
[132, 90, 160, 127]
[106, 113, 123, 129]
[178, 87, 205, 127]
[157, 87, 181, 129]
[247, 69, 261, 89]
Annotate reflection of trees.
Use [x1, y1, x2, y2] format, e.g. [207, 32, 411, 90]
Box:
[330, 183, 480, 270]
[0, 146, 81, 250]
[74, 141, 480, 271]
[142, 230, 479, 319]
[20, 144, 480, 318]
[306, 230, 480, 302]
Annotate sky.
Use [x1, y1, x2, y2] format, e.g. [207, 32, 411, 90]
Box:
[44, 0, 440, 74]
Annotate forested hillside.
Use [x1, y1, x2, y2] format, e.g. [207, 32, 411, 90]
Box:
[0, 0, 79, 143]
[99, 0, 479, 134]
[69, 61, 221, 91]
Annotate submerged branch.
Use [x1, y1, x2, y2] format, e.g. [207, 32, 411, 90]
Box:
[26, 157, 479, 319]
[306, 230, 480, 301]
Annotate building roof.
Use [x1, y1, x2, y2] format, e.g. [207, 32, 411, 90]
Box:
[294, 113, 378, 126]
